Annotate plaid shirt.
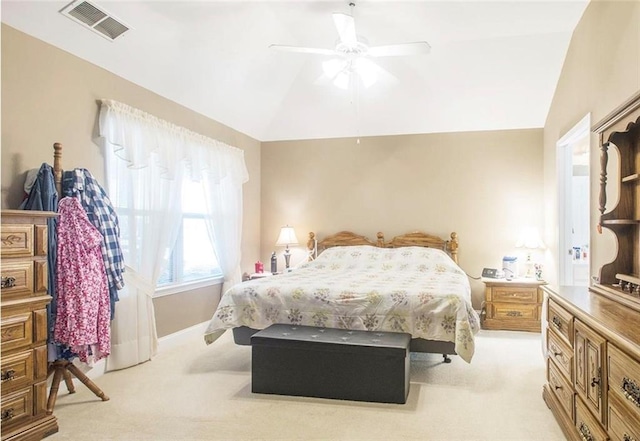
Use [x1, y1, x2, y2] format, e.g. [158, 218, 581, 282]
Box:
[63, 169, 125, 293]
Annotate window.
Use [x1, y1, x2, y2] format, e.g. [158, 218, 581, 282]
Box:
[101, 99, 247, 300]
[158, 179, 222, 287]
[112, 173, 222, 293]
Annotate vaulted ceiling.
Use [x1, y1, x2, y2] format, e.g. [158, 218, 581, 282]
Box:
[2, 0, 589, 141]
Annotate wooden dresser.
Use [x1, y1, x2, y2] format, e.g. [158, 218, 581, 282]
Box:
[543, 285, 640, 441]
[1, 210, 58, 441]
[482, 278, 545, 332]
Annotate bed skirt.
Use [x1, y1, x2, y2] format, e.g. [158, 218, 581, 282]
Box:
[232, 326, 456, 355]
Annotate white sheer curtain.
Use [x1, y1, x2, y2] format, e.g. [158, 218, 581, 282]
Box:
[98, 99, 248, 370]
[202, 171, 245, 294]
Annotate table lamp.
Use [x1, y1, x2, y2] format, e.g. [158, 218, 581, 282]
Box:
[276, 225, 299, 271]
[516, 227, 545, 278]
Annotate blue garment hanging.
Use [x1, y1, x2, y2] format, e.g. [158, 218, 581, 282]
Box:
[19, 163, 75, 361]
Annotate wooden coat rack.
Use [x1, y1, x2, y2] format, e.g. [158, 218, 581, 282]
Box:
[46, 142, 109, 414]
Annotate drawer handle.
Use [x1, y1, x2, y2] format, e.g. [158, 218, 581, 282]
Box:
[1, 276, 16, 289]
[623, 434, 636, 441]
[1, 369, 16, 381]
[1, 408, 14, 421]
[622, 377, 640, 408]
[554, 384, 563, 390]
[578, 422, 594, 441]
[591, 377, 600, 388]
[552, 316, 562, 329]
[506, 311, 523, 317]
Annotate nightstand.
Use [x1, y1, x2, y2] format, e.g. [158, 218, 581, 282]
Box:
[481, 278, 546, 332]
[249, 272, 270, 280]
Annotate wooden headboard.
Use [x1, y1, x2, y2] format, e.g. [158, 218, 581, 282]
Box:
[307, 230, 460, 264]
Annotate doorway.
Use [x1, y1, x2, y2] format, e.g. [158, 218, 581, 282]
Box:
[557, 115, 590, 286]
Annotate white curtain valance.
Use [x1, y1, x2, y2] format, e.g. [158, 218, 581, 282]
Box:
[98, 99, 249, 184]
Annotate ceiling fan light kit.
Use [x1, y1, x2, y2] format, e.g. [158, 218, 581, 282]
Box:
[270, 2, 430, 89]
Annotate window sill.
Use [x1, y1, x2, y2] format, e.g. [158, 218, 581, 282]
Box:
[154, 276, 224, 298]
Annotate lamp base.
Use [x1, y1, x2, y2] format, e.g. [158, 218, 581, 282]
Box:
[284, 249, 291, 270]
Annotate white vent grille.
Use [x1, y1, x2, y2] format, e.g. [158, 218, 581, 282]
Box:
[60, 0, 131, 41]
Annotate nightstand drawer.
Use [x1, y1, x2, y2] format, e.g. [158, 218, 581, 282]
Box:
[491, 286, 538, 303]
[490, 302, 539, 320]
[548, 299, 573, 348]
[548, 329, 573, 383]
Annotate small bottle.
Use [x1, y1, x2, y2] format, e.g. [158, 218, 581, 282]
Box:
[270, 252, 277, 274]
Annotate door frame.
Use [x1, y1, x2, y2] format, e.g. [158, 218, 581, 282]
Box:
[556, 114, 590, 286]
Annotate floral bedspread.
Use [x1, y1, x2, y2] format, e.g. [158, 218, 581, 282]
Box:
[204, 245, 480, 362]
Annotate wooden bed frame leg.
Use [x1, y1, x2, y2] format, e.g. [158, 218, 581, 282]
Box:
[443, 354, 452, 363]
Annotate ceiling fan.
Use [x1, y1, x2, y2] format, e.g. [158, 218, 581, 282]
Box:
[269, 2, 431, 90]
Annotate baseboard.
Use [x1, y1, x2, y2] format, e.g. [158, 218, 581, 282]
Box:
[60, 321, 210, 384]
[157, 321, 209, 352]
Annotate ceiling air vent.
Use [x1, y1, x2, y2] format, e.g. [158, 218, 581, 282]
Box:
[60, 0, 131, 41]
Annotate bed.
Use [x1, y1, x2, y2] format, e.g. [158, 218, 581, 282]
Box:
[204, 230, 480, 363]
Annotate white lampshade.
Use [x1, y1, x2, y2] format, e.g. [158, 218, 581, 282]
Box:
[515, 227, 545, 249]
[276, 225, 299, 247]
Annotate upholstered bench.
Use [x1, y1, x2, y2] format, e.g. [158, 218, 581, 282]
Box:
[251, 324, 411, 404]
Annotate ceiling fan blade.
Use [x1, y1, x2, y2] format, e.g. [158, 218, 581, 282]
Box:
[368, 42, 431, 57]
[269, 44, 336, 56]
[332, 12, 357, 47]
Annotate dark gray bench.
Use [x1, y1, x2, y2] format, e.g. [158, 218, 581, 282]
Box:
[251, 324, 411, 404]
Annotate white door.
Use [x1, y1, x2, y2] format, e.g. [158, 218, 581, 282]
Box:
[557, 115, 590, 287]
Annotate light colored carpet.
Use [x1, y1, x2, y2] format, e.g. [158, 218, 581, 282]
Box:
[48, 329, 564, 441]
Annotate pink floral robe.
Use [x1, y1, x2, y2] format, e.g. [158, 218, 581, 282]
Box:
[55, 197, 110, 363]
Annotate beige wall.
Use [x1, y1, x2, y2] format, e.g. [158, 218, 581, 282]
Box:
[543, 0, 640, 287]
[262, 129, 544, 308]
[7, 0, 636, 333]
[1, 24, 262, 337]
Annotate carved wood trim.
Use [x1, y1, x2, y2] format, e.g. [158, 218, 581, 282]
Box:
[592, 90, 640, 141]
[593, 91, 640, 307]
[316, 231, 379, 251]
[308, 230, 460, 264]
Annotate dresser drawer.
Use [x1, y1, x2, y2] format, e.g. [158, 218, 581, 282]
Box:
[491, 302, 539, 320]
[548, 329, 573, 383]
[0, 386, 33, 431]
[548, 299, 573, 348]
[1, 312, 33, 354]
[576, 396, 608, 441]
[1, 260, 34, 298]
[34, 224, 48, 257]
[548, 358, 574, 421]
[1, 349, 34, 393]
[0, 224, 34, 258]
[608, 344, 640, 422]
[608, 391, 640, 441]
[491, 286, 538, 303]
